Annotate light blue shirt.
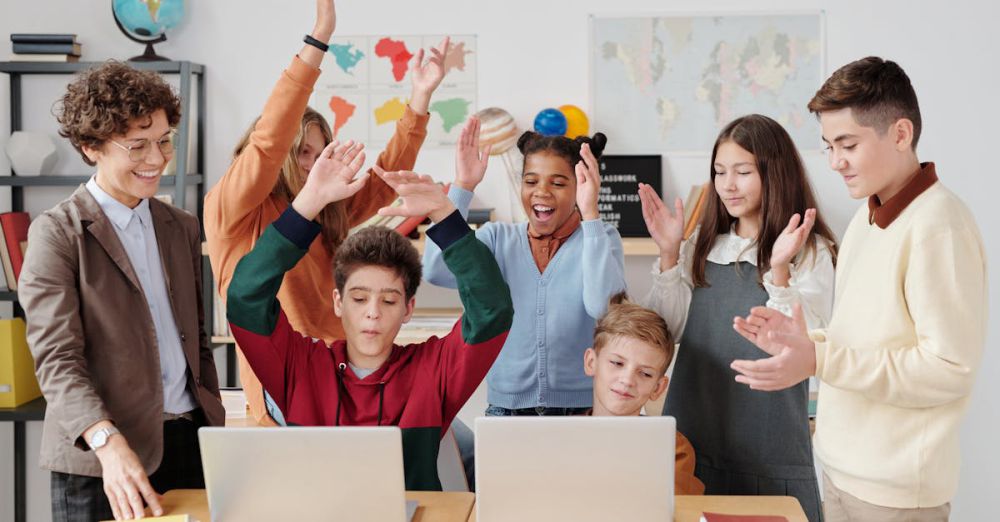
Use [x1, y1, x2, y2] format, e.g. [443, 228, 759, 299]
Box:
[423, 186, 627, 409]
[86, 177, 197, 414]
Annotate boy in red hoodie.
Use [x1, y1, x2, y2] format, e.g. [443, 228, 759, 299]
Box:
[226, 141, 513, 490]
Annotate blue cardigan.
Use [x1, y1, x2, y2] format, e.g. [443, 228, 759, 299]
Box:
[423, 186, 626, 409]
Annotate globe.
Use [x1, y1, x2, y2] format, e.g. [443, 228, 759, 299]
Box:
[112, 0, 185, 61]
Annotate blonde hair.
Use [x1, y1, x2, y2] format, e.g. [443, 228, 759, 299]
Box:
[233, 106, 349, 253]
[593, 292, 675, 374]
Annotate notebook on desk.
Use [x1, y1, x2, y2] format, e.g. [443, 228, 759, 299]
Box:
[199, 427, 412, 522]
[475, 416, 677, 522]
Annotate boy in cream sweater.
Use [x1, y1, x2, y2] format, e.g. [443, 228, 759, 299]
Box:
[730, 57, 987, 521]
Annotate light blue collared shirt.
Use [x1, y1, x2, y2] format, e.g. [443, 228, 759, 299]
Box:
[86, 177, 197, 414]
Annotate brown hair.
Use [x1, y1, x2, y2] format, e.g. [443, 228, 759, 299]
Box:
[593, 293, 675, 374]
[334, 226, 422, 299]
[692, 114, 839, 287]
[56, 61, 181, 166]
[233, 106, 349, 254]
[808, 56, 922, 149]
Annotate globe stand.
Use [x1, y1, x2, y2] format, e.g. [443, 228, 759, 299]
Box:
[131, 39, 169, 62]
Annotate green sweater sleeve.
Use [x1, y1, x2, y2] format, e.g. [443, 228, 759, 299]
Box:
[427, 210, 513, 344]
[227, 207, 319, 334]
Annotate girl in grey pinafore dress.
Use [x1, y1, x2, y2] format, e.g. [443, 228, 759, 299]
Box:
[639, 115, 839, 522]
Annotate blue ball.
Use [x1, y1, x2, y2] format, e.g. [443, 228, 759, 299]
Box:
[533, 108, 568, 137]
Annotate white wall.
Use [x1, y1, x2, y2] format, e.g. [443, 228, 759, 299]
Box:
[1, 1, 997, 520]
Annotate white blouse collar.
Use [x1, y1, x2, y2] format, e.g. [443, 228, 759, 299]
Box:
[706, 226, 758, 266]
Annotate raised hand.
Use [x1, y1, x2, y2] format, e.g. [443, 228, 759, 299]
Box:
[771, 208, 816, 268]
[313, 0, 336, 41]
[300, 0, 337, 68]
[409, 37, 450, 114]
[374, 166, 456, 223]
[730, 304, 815, 391]
[638, 183, 684, 270]
[454, 117, 491, 192]
[574, 143, 602, 221]
[293, 139, 367, 220]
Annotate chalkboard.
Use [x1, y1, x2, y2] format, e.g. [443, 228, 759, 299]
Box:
[597, 155, 662, 237]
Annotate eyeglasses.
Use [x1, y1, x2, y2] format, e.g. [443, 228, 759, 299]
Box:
[108, 133, 175, 163]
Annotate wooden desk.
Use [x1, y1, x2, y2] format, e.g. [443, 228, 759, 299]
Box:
[467, 495, 807, 522]
[155, 489, 474, 522]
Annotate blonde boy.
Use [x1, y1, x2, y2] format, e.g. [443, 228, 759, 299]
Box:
[584, 293, 704, 495]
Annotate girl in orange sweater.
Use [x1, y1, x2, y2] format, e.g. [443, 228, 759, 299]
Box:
[205, 0, 450, 424]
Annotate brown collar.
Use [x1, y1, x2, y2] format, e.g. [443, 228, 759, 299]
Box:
[868, 162, 938, 229]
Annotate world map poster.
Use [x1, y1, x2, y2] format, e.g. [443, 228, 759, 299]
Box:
[313, 34, 477, 149]
[592, 13, 823, 153]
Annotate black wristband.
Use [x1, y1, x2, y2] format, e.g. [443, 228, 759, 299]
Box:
[303, 34, 329, 53]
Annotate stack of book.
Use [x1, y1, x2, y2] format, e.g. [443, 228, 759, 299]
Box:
[0, 212, 30, 292]
[683, 182, 711, 239]
[9, 33, 82, 62]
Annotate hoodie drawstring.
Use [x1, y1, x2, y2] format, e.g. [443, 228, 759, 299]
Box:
[335, 363, 347, 426]
[377, 382, 385, 426]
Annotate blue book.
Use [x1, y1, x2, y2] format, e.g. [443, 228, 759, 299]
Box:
[10, 34, 76, 44]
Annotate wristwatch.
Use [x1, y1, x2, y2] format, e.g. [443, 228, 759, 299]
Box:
[88, 426, 120, 450]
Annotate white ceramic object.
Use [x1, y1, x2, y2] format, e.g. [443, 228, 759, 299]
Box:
[4, 131, 58, 176]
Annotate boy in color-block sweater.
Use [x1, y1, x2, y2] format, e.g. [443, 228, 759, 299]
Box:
[227, 147, 513, 490]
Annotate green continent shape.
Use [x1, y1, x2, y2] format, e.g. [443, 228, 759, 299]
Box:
[429, 98, 471, 132]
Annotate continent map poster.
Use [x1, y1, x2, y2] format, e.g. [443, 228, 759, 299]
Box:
[313, 34, 477, 149]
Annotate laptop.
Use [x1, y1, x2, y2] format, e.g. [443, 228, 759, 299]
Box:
[475, 416, 676, 522]
[198, 427, 411, 521]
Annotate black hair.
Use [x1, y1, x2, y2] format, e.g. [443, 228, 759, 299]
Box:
[516, 131, 608, 170]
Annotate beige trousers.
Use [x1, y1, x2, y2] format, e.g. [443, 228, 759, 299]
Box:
[823, 473, 951, 522]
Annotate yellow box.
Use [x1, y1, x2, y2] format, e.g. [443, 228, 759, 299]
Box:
[0, 318, 41, 408]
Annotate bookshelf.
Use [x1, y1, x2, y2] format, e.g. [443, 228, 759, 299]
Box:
[0, 59, 212, 522]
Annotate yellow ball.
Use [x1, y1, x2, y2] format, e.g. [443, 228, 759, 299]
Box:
[559, 104, 589, 138]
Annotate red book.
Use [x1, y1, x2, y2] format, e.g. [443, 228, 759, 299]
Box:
[0, 212, 30, 282]
[701, 513, 788, 522]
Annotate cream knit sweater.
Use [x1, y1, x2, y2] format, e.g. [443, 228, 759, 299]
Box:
[811, 181, 987, 508]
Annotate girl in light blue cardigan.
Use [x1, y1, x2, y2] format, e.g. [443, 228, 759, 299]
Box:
[423, 118, 626, 415]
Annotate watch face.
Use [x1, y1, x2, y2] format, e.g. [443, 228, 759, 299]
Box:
[91, 430, 108, 448]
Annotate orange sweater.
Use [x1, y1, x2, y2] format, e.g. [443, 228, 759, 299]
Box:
[204, 56, 429, 424]
[675, 430, 706, 495]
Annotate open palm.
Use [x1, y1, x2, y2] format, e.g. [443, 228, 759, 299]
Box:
[731, 304, 816, 390]
[454, 117, 491, 191]
[771, 208, 816, 267]
[374, 166, 454, 223]
[574, 143, 602, 220]
[411, 37, 450, 94]
[638, 183, 684, 256]
[305, 139, 367, 204]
